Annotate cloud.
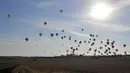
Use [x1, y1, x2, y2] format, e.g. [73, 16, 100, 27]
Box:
[19, 18, 91, 38]
[115, 0, 130, 10]
[79, 19, 130, 32]
[18, 17, 129, 43]
[69, 30, 89, 38]
[67, 0, 130, 32]
[29, 1, 57, 9]
[37, 2, 57, 7]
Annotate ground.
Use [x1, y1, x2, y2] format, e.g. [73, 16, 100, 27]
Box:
[0, 56, 130, 73]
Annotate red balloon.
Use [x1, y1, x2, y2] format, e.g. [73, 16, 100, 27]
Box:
[113, 41, 115, 43]
[56, 33, 58, 36]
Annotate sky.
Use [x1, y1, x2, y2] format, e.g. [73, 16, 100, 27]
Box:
[0, 0, 130, 56]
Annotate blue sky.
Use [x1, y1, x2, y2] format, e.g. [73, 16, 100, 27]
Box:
[0, 0, 130, 56]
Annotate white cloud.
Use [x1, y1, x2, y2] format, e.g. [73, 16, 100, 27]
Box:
[80, 19, 130, 32]
[114, 0, 130, 10]
[70, 0, 130, 32]
[36, 2, 57, 8]
[69, 30, 89, 38]
[29, 1, 58, 9]
[20, 18, 91, 38]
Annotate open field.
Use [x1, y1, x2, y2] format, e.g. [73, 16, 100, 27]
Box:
[0, 55, 130, 73]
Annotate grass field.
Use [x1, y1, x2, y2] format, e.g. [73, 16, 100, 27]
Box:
[0, 55, 130, 73]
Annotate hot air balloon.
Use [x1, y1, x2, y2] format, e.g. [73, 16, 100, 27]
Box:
[113, 52, 116, 55]
[8, 14, 11, 18]
[112, 46, 114, 48]
[109, 51, 111, 54]
[111, 42, 114, 46]
[105, 49, 108, 52]
[73, 49, 75, 51]
[89, 38, 91, 40]
[90, 34, 92, 37]
[79, 41, 82, 44]
[115, 49, 118, 52]
[96, 35, 98, 37]
[89, 48, 91, 51]
[69, 36, 71, 40]
[101, 41, 103, 44]
[113, 41, 115, 43]
[76, 48, 78, 50]
[94, 53, 96, 56]
[74, 40, 77, 42]
[98, 51, 100, 53]
[51, 33, 54, 37]
[25, 38, 28, 42]
[100, 47, 102, 49]
[123, 44, 126, 47]
[112, 41, 115, 45]
[104, 51, 107, 54]
[105, 45, 107, 47]
[62, 30, 64, 32]
[92, 35, 94, 37]
[56, 33, 58, 36]
[107, 39, 109, 41]
[124, 51, 127, 55]
[44, 52, 46, 54]
[44, 22, 47, 25]
[70, 47, 73, 49]
[36, 44, 39, 46]
[108, 47, 111, 50]
[64, 36, 66, 38]
[66, 50, 69, 53]
[94, 49, 97, 52]
[62, 44, 64, 46]
[91, 42, 95, 46]
[39, 33, 42, 37]
[88, 41, 90, 43]
[84, 41, 86, 43]
[78, 45, 80, 47]
[106, 41, 110, 45]
[81, 28, 84, 31]
[60, 9, 63, 13]
[106, 53, 108, 56]
[61, 37, 63, 39]
[93, 38, 96, 41]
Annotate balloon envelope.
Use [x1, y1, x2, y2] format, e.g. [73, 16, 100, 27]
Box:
[61, 37, 63, 39]
[93, 38, 96, 41]
[69, 36, 71, 40]
[25, 38, 28, 41]
[60, 10, 63, 13]
[44, 22, 47, 25]
[90, 34, 92, 37]
[51, 33, 54, 37]
[123, 44, 126, 47]
[64, 36, 66, 38]
[62, 30, 64, 32]
[8, 14, 11, 18]
[56, 33, 58, 36]
[81, 28, 84, 31]
[39, 33, 42, 37]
